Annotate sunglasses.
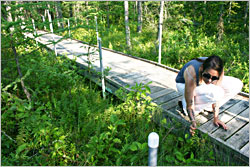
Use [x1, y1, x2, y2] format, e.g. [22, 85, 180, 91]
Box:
[202, 73, 219, 81]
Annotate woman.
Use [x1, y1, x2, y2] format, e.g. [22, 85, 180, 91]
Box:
[175, 55, 243, 136]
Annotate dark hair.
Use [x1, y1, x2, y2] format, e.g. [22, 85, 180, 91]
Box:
[202, 55, 224, 76]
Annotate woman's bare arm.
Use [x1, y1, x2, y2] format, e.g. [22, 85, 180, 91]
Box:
[184, 66, 197, 121]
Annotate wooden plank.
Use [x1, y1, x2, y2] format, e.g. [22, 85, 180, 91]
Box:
[161, 95, 182, 110]
[117, 72, 143, 80]
[218, 95, 243, 111]
[199, 100, 249, 134]
[148, 84, 166, 94]
[226, 123, 249, 150]
[211, 115, 248, 141]
[237, 108, 249, 121]
[150, 88, 175, 100]
[153, 91, 181, 105]
[240, 143, 249, 157]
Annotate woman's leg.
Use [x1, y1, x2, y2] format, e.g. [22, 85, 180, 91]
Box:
[194, 84, 225, 114]
[218, 76, 243, 107]
[194, 76, 243, 113]
[176, 83, 188, 116]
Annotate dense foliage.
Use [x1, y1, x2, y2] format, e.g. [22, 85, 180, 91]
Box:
[1, 1, 249, 166]
[2, 44, 225, 166]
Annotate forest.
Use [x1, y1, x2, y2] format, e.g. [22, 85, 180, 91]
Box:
[1, 1, 249, 166]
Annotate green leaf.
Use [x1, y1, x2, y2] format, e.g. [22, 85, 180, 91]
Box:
[175, 151, 185, 162]
[178, 137, 184, 142]
[110, 114, 118, 123]
[116, 158, 122, 166]
[113, 138, 122, 144]
[190, 152, 194, 159]
[129, 143, 138, 151]
[16, 143, 27, 154]
[55, 143, 59, 150]
[115, 120, 126, 126]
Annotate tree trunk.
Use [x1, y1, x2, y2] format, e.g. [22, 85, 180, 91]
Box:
[6, 1, 14, 32]
[137, 1, 142, 33]
[158, 1, 164, 64]
[228, 1, 232, 23]
[2, 1, 7, 21]
[106, 1, 110, 28]
[69, 3, 73, 18]
[11, 39, 31, 102]
[85, 1, 89, 30]
[217, 3, 224, 41]
[56, 1, 64, 29]
[244, 2, 249, 28]
[124, 1, 131, 50]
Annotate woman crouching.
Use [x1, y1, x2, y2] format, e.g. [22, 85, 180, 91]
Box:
[175, 55, 243, 136]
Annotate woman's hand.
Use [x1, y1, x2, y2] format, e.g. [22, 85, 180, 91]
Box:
[190, 121, 197, 136]
[213, 117, 228, 130]
[187, 108, 197, 136]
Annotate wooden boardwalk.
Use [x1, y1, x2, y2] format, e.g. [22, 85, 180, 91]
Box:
[25, 30, 249, 163]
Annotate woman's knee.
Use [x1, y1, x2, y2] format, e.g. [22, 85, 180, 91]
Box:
[221, 76, 243, 95]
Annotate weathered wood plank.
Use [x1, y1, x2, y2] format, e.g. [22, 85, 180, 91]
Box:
[240, 143, 249, 157]
[226, 123, 249, 150]
[199, 100, 249, 134]
[150, 88, 175, 100]
[211, 115, 248, 141]
[161, 95, 182, 110]
[148, 84, 166, 94]
[237, 108, 249, 121]
[153, 91, 182, 105]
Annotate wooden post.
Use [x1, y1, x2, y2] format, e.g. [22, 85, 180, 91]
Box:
[68, 19, 71, 37]
[98, 37, 106, 99]
[32, 19, 38, 46]
[158, 1, 164, 64]
[47, 9, 57, 56]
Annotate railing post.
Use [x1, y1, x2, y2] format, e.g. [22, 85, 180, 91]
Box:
[32, 19, 38, 46]
[68, 19, 71, 38]
[148, 132, 159, 166]
[47, 9, 57, 56]
[98, 37, 106, 99]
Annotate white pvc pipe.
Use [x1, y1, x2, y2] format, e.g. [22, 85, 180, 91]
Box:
[68, 19, 71, 37]
[47, 9, 57, 56]
[98, 37, 106, 99]
[95, 16, 99, 46]
[32, 19, 38, 46]
[148, 132, 159, 166]
[42, 15, 46, 30]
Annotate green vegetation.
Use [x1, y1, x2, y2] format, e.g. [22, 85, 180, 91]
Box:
[1, 1, 249, 166]
[2, 44, 221, 165]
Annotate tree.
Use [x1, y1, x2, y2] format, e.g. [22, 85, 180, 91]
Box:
[137, 1, 142, 33]
[217, 3, 224, 41]
[124, 1, 131, 50]
[56, 1, 64, 29]
[106, 1, 110, 28]
[244, 2, 249, 28]
[158, 1, 164, 64]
